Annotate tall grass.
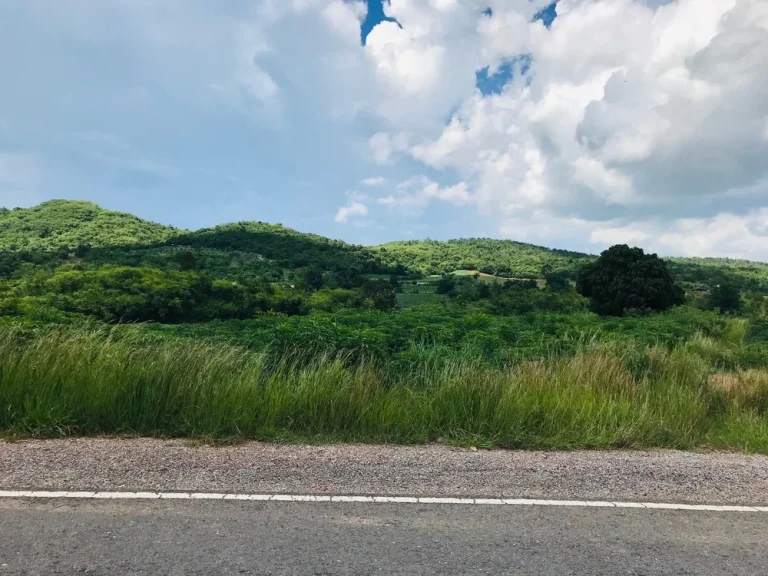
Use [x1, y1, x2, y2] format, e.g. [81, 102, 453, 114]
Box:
[0, 325, 766, 451]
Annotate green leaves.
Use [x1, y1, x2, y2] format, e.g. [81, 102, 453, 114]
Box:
[0, 200, 178, 251]
[577, 244, 685, 317]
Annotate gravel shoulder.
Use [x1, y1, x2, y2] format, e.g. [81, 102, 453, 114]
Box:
[2, 438, 767, 505]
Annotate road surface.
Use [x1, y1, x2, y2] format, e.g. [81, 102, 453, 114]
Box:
[1, 439, 766, 575]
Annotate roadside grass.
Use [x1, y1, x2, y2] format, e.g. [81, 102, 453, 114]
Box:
[0, 325, 766, 452]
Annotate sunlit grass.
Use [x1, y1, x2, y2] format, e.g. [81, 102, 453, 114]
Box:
[0, 324, 765, 451]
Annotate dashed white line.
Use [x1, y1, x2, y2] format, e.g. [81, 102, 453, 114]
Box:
[0, 490, 764, 512]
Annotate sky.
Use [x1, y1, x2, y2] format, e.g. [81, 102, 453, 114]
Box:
[1, 0, 768, 259]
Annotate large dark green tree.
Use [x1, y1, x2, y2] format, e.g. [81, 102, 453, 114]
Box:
[709, 281, 741, 314]
[577, 245, 684, 316]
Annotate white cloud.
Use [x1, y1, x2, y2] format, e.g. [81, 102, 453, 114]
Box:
[365, 21, 445, 96]
[322, 1, 367, 45]
[589, 209, 768, 260]
[359, 176, 387, 187]
[369, 132, 410, 165]
[499, 211, 593, 245]
[366, 0, 768, 257]
[335, 200, 368, 223]
[657, 211, 768, 259]
[377, 175, 472, 215]
[590, 224, 652, 246]
[570, 156, 638, 205]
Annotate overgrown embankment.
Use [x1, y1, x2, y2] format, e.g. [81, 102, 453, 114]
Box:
[0, 324, 766, 451]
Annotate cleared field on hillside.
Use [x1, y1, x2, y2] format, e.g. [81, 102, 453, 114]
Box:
[452, 269, 547, 288]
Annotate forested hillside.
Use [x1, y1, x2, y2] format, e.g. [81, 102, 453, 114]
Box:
[375, 239, 591, 278]
[377, 238, 768, 292]
[0, 200, 180, 250]
[1, 200, 768, 325]
[3, 200, 768, 288]
[0, 201, 398, 322]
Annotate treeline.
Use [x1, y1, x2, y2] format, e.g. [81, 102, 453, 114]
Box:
[172, 222, 397, 276]
[4, 200, 768, 294]
[0, 265, 399, 323]
[2, 201, 768, 326]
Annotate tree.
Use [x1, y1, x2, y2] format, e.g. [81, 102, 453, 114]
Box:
[576, 244, 684, 316]
[180, 251, 197, 271]
[435, 275, 456, 294]
[541, 264, 571, 291]
[362, 279, 397, 311]
[301, 265, 325, 290]
[709, 281, 741, 314]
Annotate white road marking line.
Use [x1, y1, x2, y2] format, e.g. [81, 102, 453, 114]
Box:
[472, 498, 504, 505]
[0, 490, 764, 512]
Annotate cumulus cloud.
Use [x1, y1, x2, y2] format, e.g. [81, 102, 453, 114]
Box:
[322, 1, 368, 44]
[360, 176, 387, 187]
[589, 209, 768, 261]
[368, 0, 768, 257]
[377, 175, 472, 215]
[3, 0, 768, 258]
[335, 200, 368, 223]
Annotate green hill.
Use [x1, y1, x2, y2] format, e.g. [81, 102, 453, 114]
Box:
[0, 201, 391, 283]
[374, 238, 593, 278]
[375, 238, 768, 290]
[0, 200, 180, 251]
[667, 257, 768, 289]
[2, 200, 768, 291]
[172, 221, 387, 275]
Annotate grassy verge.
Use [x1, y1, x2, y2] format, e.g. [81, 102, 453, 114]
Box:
[0, 325, 766, 451]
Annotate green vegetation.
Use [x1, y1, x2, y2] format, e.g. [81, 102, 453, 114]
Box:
[1, 200, 767, 450]
[375, 238, 590, 278]
[577, 244, 685, 316]
[0, 200, 179, 250]
[710, 281, 742, 315]
[1, 325, 766, 450]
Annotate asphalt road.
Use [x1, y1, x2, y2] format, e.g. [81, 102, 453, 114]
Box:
[1, 498, 767, 576]
[2, 440, 767, 575]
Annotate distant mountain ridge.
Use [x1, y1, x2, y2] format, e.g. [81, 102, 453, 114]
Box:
[2, 200, 768, 287]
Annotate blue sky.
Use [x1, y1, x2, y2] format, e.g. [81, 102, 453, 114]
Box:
[0, 1, 495, 245]
[2, 0, 768, 259]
